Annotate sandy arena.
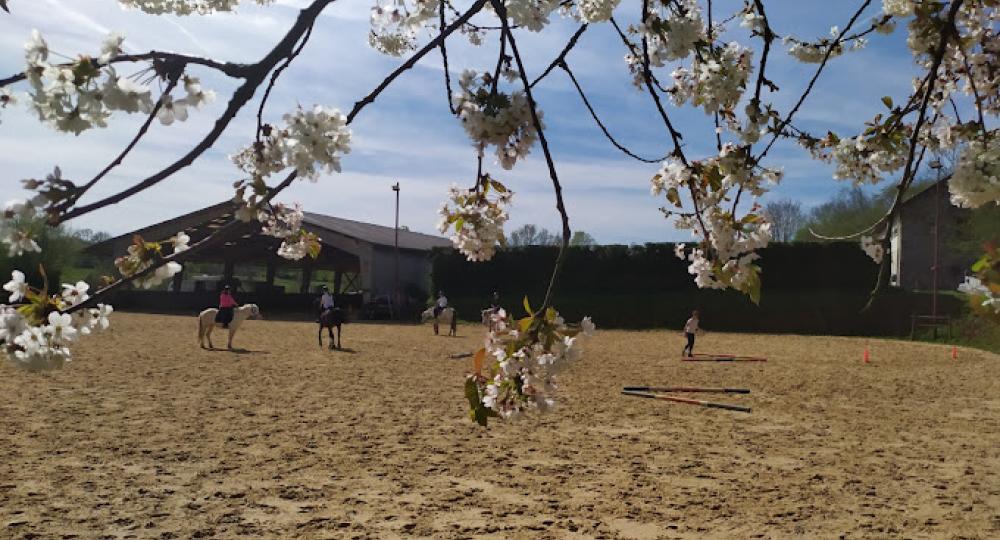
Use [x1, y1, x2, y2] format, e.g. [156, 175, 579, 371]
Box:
[1, 312, 998, 539]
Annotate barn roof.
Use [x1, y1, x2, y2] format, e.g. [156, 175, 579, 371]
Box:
[86, 201, 451, 254]
[302, 212, 451, 251]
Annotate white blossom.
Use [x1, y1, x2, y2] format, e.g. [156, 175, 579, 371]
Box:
[3, 270, 28, 303]
[60, 281, 90, 307]
[438, 182, 513, 262]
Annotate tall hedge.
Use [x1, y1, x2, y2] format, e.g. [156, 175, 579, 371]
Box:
[431, 242, 959, 335]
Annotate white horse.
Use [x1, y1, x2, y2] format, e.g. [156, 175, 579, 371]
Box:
[198, 304, 261, 350]
[481, 307, 502, 332]
[421, 306, 457, 336]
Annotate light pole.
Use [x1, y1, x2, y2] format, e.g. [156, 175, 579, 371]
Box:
[929, 159, 943, 321]
[392, 182, 400, 319]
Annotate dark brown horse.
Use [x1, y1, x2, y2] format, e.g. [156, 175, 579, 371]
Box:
[318, 308, 345, 350]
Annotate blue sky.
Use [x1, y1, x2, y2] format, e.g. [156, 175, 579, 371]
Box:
[0, 0, 924, 244]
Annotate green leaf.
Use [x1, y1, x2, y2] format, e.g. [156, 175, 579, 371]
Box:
[522, 295, 533, 317]
[490, 179, 508, 193]
[971, 254, 989, 272]
[464, 377, 480, 410]
[666, 187, 682, 208]
[518, 317, 532, 333]
[881, 96, 893, 109]
[545, 307, 557, 323]
[454, 217, 464, 232]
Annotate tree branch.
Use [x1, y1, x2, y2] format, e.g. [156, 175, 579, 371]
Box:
[560, 62, 667, 164]
[55, 0, 336, 224]
[757, 0, 873, 162]
[1, 50, 246, 88]
[493, 0, 569, 310]
[530, 24, 588, 88]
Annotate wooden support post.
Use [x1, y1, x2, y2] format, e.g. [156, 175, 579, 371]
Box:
[266, 262, 276, 286]
[334, 270, 343, 294]
[300, 264, 313, 294]
[171, 267, 184, 293]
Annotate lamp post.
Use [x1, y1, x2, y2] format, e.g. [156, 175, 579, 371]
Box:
[392, 182, 400, 319]
[929, 159, 943, 321]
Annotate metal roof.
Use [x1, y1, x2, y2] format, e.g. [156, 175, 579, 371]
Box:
[86, 201, 451, 253]
[303, 211, 451, 251]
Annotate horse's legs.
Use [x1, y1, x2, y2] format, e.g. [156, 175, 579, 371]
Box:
[206, 325, 214, 349]
[327, 326, 335, 350]
[335, 324, 341, 349]
[318, 325, 323, 348]
[433, 321, 439, 335]
[227, 328, 234, 350]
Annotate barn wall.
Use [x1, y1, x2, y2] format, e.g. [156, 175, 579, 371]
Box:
[896, 183, 971, 290]
[370, 247, 434, 300]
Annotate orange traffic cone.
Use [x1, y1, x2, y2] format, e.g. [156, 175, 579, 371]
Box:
[863, 348, 870, 364]
[952, 346, 958, 360]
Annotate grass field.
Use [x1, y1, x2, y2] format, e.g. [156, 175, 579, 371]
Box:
[1, 313, 998, 539]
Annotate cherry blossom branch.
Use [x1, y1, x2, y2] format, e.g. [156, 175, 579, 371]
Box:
[529, 24, 588, 88]
[0, 51, 244, 88]
[257, 22, 315, 144]
[756, 0, 873, 162]
[560, 62, 667, 164]
[493, 0, 569, 310]
[347, 0, 487, 123]
[54, 0, 336, 225]
[439, 0, 458, 114]
[55, 72, 183, 217]
[634, 8, 689, 166]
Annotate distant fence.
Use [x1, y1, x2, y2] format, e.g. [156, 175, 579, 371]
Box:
[431, 243, 964, 336]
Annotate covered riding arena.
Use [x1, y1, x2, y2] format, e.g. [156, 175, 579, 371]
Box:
[86, 202, 451, 317]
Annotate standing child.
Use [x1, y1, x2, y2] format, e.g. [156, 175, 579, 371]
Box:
[682, 310, 701, 357]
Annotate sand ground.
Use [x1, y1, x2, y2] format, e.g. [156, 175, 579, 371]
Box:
[1, 312, 998, 539]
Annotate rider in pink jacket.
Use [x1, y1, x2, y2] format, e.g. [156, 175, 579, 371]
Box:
[217, 285, 238, 328]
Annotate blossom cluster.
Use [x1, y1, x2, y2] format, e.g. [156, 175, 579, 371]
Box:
[949, 137, 1000, 209]
[437, 178, 513, 262]
[811, 133, 910, 186]
[628, 0, 704, 70]
[958, 276, 999, 314]
[260, 202, 322, 261]
[669, 42, 753, 115]
[653, 144, 780, 300]
[452, 70, 540, 170]
[118, 0, 272, 15]
[232, 105, 351, 182]
[1, 198, 43, 257]
[2, 270, 112, 371]
[369, 0, 439, 56]
[113, 232, 189, 289]
[21, 30, 211, 135]
[464, 304, 594, 425]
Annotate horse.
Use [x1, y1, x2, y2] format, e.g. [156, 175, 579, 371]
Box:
[198, 304, 261, 350]
[318, 308, 345, 350]
[421, 306, 457, 336]
[481, 307, 502, 332]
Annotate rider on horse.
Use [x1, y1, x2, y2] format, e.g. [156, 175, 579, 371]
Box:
[433, 290, 448, 319]
[216, 285, 237, 329]
[318, 285, 335, 319]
